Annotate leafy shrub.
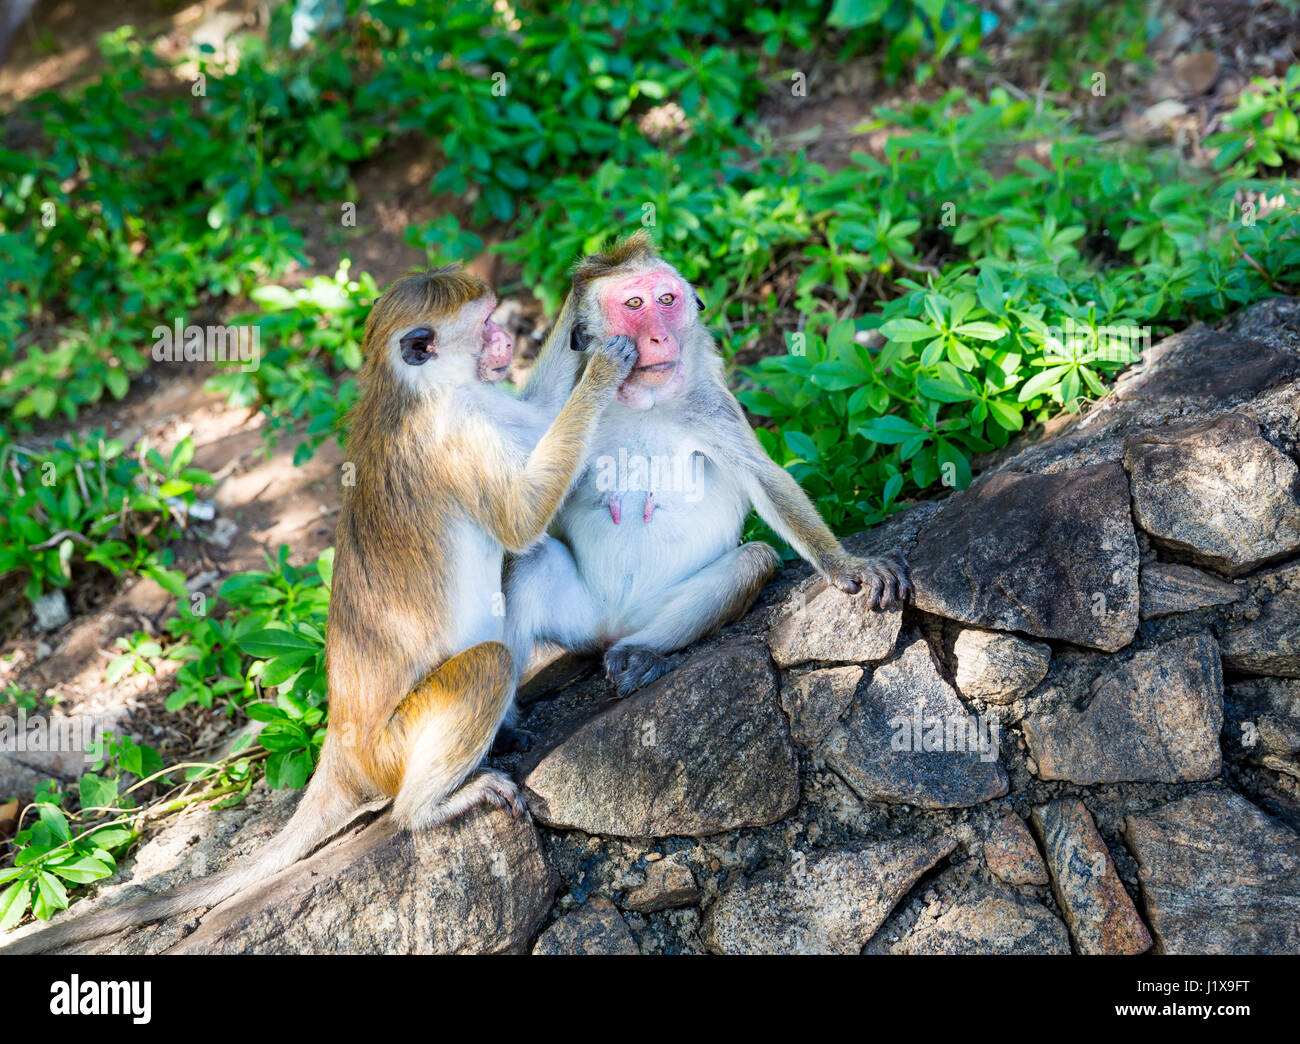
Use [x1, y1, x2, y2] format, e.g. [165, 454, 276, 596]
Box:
[0, 433, 210, 602]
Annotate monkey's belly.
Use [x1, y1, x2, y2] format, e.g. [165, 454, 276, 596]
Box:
[558, 486, 748, 623]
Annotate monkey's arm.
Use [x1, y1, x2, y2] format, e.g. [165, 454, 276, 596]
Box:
[707, 388, 911, 609]
[457, 337, 634, 553]
[519, 293, 584, 413]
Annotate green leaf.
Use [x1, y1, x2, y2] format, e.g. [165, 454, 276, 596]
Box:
[79, 773, 119, 811]
[0, 881, 30, 932]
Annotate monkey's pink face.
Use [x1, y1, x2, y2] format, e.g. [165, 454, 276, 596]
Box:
[599, 270, 691, 406]
[477, 297, 514, 382]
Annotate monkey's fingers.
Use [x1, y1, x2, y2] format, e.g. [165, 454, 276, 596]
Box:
[479, 771, 527, 819]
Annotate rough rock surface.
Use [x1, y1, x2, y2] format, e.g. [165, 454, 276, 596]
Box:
[622, 854, 699, 913]
[984, 810, 1050, 886]
[767, 578, 901, 667]
[1022, 633, 1224, 784]
[1221, 561, 1300, 678]
[909, 464, 1140, 652]
[951, 629, 1051, 703]
[1139, 561, 1243, 620]
[532, 897, 639, 955]
[779, 665, 863, 746]
[169, 806, 556, 954]
[11, 299, 1300, 958]
[700, 836, 955, 954]
[1124, 789, 1300, 954]
[524, 639, 799, 837]
[1032, 798, 1152, 955]
[821, 639, 1008, 808]
[887, 883, 1070, 955]
[1124, 414, 1300, 576]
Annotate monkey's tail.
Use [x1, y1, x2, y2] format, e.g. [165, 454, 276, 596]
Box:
[0, 750, 370, 955]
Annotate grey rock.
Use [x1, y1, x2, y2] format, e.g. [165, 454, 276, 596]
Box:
[1022, 633, 1223, 784]
[889, 883, 1070, 955]
[524, 639, 799, 837]
[622, 854, 699, 914]
[532, 897, 639, 955]
[1231, 677, 1300, 756]
[779, 665, 863, 746]
[1139, 561, 1243, 620]
[910, 464, 1139, 652]
[1032, 797, 1153, 955]
[1124, 789, 1300, 954]
[984, 809, 1050, 886]
[821, 639, 1007, 808]
[767, 578, 901, 668]
[1124, 414, 1300, 576]
[700, 836, 955, 954]
[952, 629, 1051, 703]
[167, 805, 557, 954]
[1112, 322, 1300, 408]
[32, 590, 70, 631]
[1221, 561, 1300, 677]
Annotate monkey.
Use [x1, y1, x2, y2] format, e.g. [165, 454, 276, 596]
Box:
[505, 232, 911, 699]
[1, 267, 636, 954]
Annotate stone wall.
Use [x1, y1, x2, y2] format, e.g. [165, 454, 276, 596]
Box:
[11, 297, 1300, 955]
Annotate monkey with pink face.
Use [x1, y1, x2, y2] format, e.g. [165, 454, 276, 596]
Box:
[506, 232, 911, 699]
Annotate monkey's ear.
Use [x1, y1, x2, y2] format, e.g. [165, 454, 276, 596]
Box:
[569, 320, 592, 352]
[399, 326, 438, 366]
[694, 292, 705, 312]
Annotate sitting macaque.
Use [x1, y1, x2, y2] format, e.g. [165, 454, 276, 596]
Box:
[506, 233, 910, 697]
[3, 268, 635, 953]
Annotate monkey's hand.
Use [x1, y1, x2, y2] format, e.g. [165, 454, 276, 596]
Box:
[586, 333, 638, 386]
[826, 548, 912, 610]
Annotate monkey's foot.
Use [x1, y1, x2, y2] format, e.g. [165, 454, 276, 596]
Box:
[604, 646, 673, 697]
[829, 548, 912, 610]
[490, 725, 534, 756]
[472, 770, 527, 818]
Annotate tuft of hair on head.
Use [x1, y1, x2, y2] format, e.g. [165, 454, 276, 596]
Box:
[363, 265, 490, 359]
[572, 230, 662, 293]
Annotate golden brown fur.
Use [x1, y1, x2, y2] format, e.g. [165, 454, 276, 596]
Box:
[3, 268, 631, 953]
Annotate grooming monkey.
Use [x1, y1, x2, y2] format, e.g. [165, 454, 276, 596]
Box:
[3, 268, 635, 954]
[507, 233, 911, 696]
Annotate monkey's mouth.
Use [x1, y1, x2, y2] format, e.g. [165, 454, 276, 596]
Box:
[492, 364, 510, 375]
[635, 361, 675, 374]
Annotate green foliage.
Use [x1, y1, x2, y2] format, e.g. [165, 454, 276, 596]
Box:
[1207, 67, 1300, 174]
[0, 433, 210, 602]
[206, 265, 376, 462]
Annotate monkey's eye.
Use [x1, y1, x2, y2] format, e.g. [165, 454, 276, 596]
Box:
[625, 297, 643, 309]
[399, 326, 437, 366]
[658, 293, 675, 306]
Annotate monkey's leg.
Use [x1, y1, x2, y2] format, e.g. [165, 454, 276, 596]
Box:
[386, 641, 525, 831]
[604, 541, 780, 696]
[504, 536, 606, 677]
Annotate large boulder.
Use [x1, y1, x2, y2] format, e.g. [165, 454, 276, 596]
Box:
[820, 639, 1008, 808]
[1031, 797, 1152, 955]
[524, 639, 799, 837]
[1221, 561, 1300, 678]
[167, 806, 557, 954]
[700, 836, 955, 954]
[1124, 414, 1300, 576]
[767, 579, 901, 668]
[1022, 633, 1224, 784]
[886, 882, 1070, 955]
[909, 464, 1139, 652]
[1124, 790, 1300, 954]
